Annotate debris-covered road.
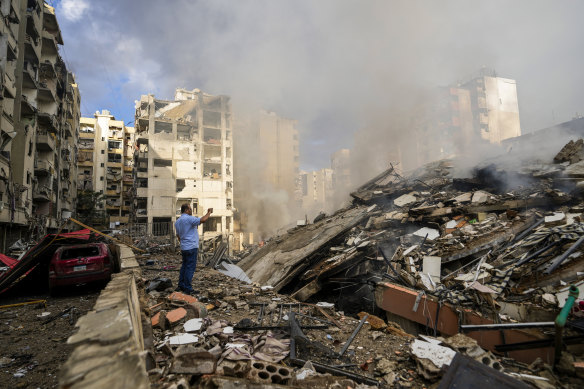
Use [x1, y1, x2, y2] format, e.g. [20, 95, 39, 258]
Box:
[0, 285, 99, 389]
[140, 252, 583, 388]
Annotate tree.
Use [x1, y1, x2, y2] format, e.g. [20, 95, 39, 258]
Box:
[76, 190, 107, 227]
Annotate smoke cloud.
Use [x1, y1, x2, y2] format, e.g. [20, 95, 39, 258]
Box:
[54, 1, 584, 233]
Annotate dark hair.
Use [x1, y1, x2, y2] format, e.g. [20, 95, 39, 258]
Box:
[181, 203, 190, 213]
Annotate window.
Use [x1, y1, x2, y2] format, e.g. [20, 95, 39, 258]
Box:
[100, 163, 104, 167]
[27, 172, 31, 184]
[61, 246, 100, 260]
[153, 158, 172, 167]
[28, 140, 33, 156]
[176, 179, 185, 192]
[101, 150, 105, 154]
[100, 177, 104, 181]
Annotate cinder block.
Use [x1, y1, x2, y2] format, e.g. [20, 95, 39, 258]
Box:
[248, 361, 292, 385]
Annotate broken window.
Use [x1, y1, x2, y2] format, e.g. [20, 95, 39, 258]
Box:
[203, 216, 219, 233]
[203, 111, 221, 128]
[153, 158, 172, 167]
[137, 178, 148, 188]
[203, 128, 221, 143]
[177, 124, 192, 140]
[61, 246, 100, 260]
[108, 140, 122, 150]
[203, 163, 221, 179]
[108, 153, 122, 163]
[176, 179, 185, 192]
[154, 121, 173, 134]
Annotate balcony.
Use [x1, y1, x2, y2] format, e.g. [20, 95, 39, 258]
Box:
[3, 72, 16, 98]
[27, 6, 42, 39]
[34, 159, 53, 176]
[41, 30, 59, 55]
[38, 79, 57, 102]
[20, 95, 37, 116]
[36, 131, 55, 151]
[63, 122, 73, 138]
[22, 61, 38, 89]
[79, 131, 95, 139]
[24, 34, 41, 63]
[106, 189, 120, 197]
[39, 59, 57, 79]
[33, 185, 51, 201]
[37, 112, 58, 132]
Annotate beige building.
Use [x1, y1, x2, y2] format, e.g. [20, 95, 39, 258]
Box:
[460, 71, 521, 144]
[233, 110, 300, 239]
[134, 88, 234, 239]
[0, 0, 80, 249]
[77, 111, 134, 227]
[299, 168, 334, 219]
[257, 110, 299, 197]
[330, 148, 352, 205]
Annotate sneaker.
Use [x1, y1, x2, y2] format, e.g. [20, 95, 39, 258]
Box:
[183, 289, 200, 296]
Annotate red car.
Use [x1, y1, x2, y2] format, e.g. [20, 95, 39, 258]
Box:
[48, 243, 118, 293]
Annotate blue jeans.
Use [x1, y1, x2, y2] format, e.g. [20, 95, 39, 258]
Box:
[178, 248, 198, 292]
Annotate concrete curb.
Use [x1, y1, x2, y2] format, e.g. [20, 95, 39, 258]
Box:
[59, 244, 149, 389]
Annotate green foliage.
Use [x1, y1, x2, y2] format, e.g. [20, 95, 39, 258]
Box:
[76, 190, 107, 227]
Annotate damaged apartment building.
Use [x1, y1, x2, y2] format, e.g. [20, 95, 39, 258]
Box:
[0, 0, 80, 250]
[134, 88, 234, 239]
[77, 111, 134, 227]
[406, 67, 522, 169]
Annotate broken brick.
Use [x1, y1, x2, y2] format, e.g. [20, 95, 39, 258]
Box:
[169, 291, 198, 304]
[166, 307, 187, 324]
[358, 312, 387, 330]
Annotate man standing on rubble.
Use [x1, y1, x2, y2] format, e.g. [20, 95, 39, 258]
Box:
[175, 204, 213, 295]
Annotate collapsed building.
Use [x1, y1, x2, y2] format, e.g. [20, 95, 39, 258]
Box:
[0, 0, 80, 250]
[133, 88, 234, 240]
[237, 133, 584, 366]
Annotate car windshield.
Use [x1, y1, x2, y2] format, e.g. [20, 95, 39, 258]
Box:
[60, 246, 100, 260]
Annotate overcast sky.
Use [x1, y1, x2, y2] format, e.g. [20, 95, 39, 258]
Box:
[53, 0, 584, 170]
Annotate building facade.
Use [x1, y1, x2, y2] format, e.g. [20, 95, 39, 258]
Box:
[299, 168, 334, 219]
[77, 111, 134, 227]
[257, 110, 299, 197]
[0, 0, 80, 249]
[134, 88, 234, 239]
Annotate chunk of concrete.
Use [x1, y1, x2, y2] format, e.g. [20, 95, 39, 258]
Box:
[544, 212, 566, 227]
[410, 339, 456, 369]
[422, 256, 441, 283]
[472, 190, 490, 204]
[394, 193, 417, 207]
[184, 318, 204, 332]
[453, 192, 472, 203]
[413, 227, 440, 241]
[171, 346, 216, 374]
[169, 333, 199, 346]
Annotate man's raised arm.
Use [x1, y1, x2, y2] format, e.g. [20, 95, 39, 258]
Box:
[200, 208, 213, 223]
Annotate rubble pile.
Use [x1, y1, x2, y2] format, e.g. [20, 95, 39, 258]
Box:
[140, 255, 579, 388]
[231, 139, 584, 383]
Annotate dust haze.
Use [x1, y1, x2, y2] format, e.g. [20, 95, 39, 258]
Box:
[56, 0, 584, 234]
